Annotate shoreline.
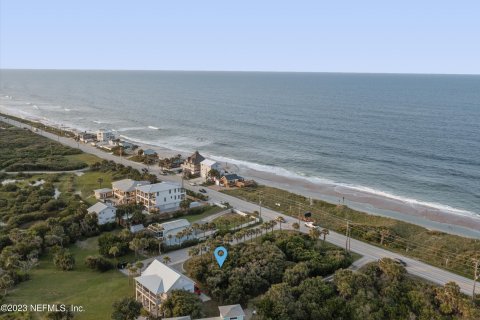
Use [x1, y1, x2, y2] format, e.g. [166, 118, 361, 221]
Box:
[2, 108, 480, 239]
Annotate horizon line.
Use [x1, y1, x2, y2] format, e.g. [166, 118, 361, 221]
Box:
[1, 67, 479, 76]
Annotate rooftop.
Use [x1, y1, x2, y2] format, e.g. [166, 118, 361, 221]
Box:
[201, 159, 218, 166]
[159, 219, 190, 231]
[112, 179, 150, 192]
[222, 173, 243, 181]
[219, 304, 245, 318]
[136, 181, 182, 193]
[94, 188, 113, 193]
[135, 259, 195, 295]
[186, 151, 205, 165]
[87, 202, 113, 213]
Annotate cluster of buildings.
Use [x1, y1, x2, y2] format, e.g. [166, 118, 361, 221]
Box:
[75, 129, 134, 152]
[87, 178, 186, 226]
[135, 259, 245, 320]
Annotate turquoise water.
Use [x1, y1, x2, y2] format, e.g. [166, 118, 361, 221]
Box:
[1, 70, 479, 217]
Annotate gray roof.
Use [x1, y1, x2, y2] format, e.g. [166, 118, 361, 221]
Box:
[159, 219, 190, 231]
[112, 179, 150, 192]
[162, 317, 191, 320]
[87, 202, 114, 214]
[222, 173, 243, 181]
[130, 224, 145, 233]
[218, 304, 245, 317]
[186, 151, 205, 165]
[94, 188, 112, 193]
[143, 148, 157, 155]
[136, 181, 182, 193]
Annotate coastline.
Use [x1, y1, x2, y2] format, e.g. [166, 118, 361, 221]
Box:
[2, 108, 480, 239]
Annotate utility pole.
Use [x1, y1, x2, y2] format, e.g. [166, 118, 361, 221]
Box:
[345, 221, 350, 253]
[473, 258, 479, 300]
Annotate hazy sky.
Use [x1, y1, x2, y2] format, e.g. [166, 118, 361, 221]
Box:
[1, 1, 479, 74]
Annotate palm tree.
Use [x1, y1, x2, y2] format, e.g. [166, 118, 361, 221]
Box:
[234, 232, 242, 243]
[269, 220, 277, 233]
[109, 246, 119, 265]
[309, 228, 321, 240]
[129, 238, 142, 259]
[380, 229, 390, 246]
[261, 222, 269, 234]
[97, 177, 104, 189]
[192, 223, 200, 238]
[292, 222, 300, 231]
[275, 216, 286, 231]
[0, 274, 14, 296]
[162, 256, 171, 265]
[321, 228, 330, 242]
[188, 247, 199, 257]
[167, 234, 173, 246]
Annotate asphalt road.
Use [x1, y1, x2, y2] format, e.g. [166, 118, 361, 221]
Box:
[3, 116, 479, 296]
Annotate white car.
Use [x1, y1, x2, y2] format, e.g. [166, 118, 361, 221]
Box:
[304, 222, 319, 229]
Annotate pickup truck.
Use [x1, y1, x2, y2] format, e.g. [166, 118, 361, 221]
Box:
[304, 222, 319, 229]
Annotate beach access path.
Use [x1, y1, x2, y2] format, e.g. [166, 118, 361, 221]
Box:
[3, 116, 479, 296]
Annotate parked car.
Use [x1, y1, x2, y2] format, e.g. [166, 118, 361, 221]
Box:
[304, 222, 319, 229]
[393, 258, 407, 267]
[199, 188, 207, 193]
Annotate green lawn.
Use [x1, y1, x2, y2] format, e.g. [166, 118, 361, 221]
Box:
[185, 205, 224, 223]
[5, 236, 133, 320]
[65, 153, 102, 166]
[74, 172, 114, 205]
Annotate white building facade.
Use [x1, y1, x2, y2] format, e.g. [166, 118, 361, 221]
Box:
[135, 182, 185, 213]
[96, 129, 115, 142]
[87, 202, 117, 225]
[200, 159, 222, 179]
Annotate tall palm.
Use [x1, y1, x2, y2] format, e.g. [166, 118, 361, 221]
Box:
[292, 222, 300, 231]
[162, 256, 171, 264]
[309, 228, 321, 241]
[97, 177, 104, 189]
[275, 216, 286, 231]
[321, 228, 330, 242]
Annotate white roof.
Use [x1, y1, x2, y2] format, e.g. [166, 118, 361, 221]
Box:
[87, 202, 114, 214]
[130, 224, 145, 233]
[135, 259, 195, 295]
[112, 179, 150, 192]
[219, 304, 245, 317]
[160, 219, 190, 231]
[201, 159, 218, 166]
[136, 181, 181, 193]
[94, 188, 112, 193]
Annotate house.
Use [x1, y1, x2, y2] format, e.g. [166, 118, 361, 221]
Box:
[130, 224, 145, 234]
[135, 182, 185, 213]
[163, 304, 245, 320]
[143, 148, 157, 156]
[96, 129, 115, 142]
[77, 131, 96, 143]
[112, 179, 150, 204]
[181, 151, 205, 176]
[87, 202, 116, 225]
[218, 305, 246, 320]
[219, 174, 244, 187]
[93, 188, 113, 200]
[147, 219, 192, 245]
[135, 259, 195, 316]
[200, 159, 222, 179]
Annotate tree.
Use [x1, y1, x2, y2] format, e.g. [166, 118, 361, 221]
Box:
[53, 249, 75, 271]
[180, 199, 190, 211]
[308, 228, 321, 241]
[160, 290, 203, 319]
[0, 274, 14, 296]
[97, 177, 104, 189]
[111, 297, 142, 320]
[129, 238, 142, 258]
[380, 229, 390, 246]
[109, 246, 120, 264]
[321, 228, 330, 242]
[275, 216, 286, 230]
[292, 222, 300, 231]
[163, 256, 171, 265]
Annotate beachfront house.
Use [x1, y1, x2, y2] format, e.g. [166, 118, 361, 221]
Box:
[143, 148, 157, 156]
[87, 202, 116, 225]
[77, 131, 96, 143]
[200, 159, 222, 179]
[219, 174, 244, 187]
[135, 259, 195, 316]
[163, 304, 245, 320]
[93, 188, 113, 200]
[147, 219, 192, 245]
[135, 182, 185, 213]
[181, 151, 205, 176]
[96, 129, 115, 142]
[112, 179, 150, 204]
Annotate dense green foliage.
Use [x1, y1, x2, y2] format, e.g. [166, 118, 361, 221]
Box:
[255, 258, 480, 320]
[90, 160, 158, 183]
[186, 231, 352, 304]
[0, 122, 86, 171]
[160, 290, 203, 319]
[111, 297, 142, 320]
[223, 185, 480, 278]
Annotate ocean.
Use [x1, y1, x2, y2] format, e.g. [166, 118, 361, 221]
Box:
[1, 70, 479, 223]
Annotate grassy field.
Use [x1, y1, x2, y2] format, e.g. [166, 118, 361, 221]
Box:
[222, 185, 480, 278]
[213, 212, 251, 230]
[5, 236, 133, 320]
[73, 171, 114, 205]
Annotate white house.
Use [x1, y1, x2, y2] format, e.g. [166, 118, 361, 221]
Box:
[93, 188, 113, 200]
[147, 219, 192, 245]
[200, 159, 222, 179]
[135, 259, 195, 316]
[87, 202, 116, 225]
[96, 129, 115, 142]
[112, 179, 150, 204]
[135, 182, 185, 213]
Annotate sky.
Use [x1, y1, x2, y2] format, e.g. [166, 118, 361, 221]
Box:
[1, 0, 479, 74]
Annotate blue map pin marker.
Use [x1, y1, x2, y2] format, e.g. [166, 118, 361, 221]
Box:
[214, 246, 228, 268]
